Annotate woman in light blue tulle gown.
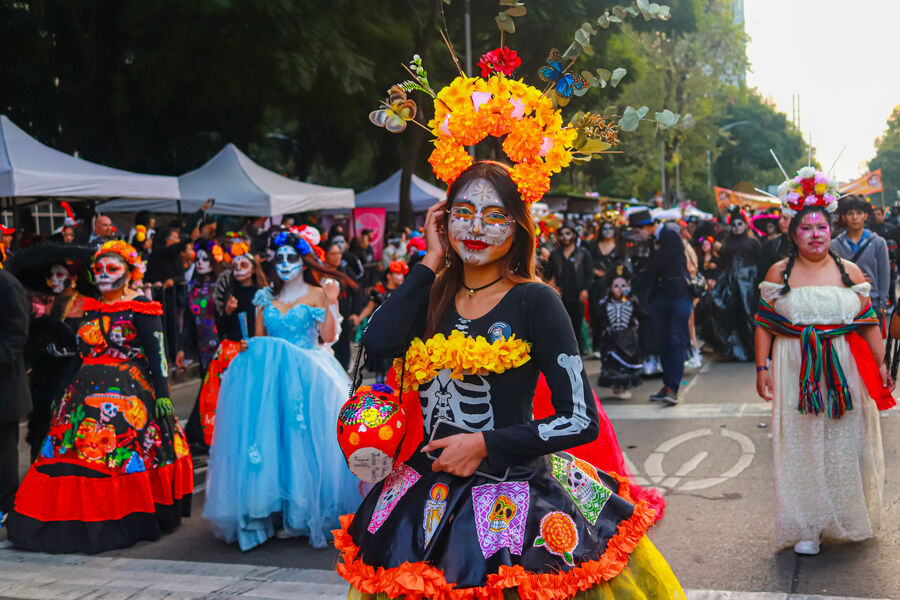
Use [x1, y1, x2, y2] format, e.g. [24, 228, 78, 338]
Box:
[203, 228, 361, 551]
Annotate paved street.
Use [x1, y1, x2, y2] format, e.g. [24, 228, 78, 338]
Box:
[2, 359, 898, 599]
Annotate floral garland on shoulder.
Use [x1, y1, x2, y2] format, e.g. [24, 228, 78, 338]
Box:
[395, 329, 531, 391]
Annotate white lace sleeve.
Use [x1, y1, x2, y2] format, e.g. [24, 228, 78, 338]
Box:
[851, 282, 871, 297]
[758, 281, 783, 303]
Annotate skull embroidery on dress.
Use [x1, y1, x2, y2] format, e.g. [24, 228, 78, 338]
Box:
[420, 368, 493, 434]
[471, 481, 530, 558]
[551, 454, 611, 525]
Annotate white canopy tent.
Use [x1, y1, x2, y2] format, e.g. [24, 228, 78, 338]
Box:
[0, 115, 180, 199]
[355, 170, 445, 212]
[651, 205, 714, 221]
[102, 143, 354, 216]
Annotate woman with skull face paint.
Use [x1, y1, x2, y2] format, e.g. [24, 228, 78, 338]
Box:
[203, 227, 361, 551]
[337, 162, 683, 599]
[708, 207, 762, 361]
[192, 243, 267, 447]
[755, 167, 895, 556]
[186, 240, 225, 370]
[7, 241, 193, 554]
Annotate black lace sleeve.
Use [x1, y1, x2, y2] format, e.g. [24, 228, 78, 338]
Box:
[360, 263, 435, 358]
[482, 284, 599, 470]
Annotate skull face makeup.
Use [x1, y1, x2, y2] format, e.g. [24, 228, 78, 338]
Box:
[793, 209, 831, 260]
[731, 220, 747, 235]
[600, 223, 616, 239]
[447, 178, 515, 266]
[275, 246, 303, 281]
[48, 264, 71, 294]
[232, 255, 254, 282]
[195, 249, 212, 274]
[93, 254, 129, 292]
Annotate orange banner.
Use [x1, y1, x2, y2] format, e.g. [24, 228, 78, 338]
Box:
[839, 169, 883, 196]
[714, 186, 780, 213]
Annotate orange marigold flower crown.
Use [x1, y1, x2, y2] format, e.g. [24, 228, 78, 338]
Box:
[94, 240, 146, 281]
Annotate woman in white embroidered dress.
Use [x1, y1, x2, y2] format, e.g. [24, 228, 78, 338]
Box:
[755, 202, 890, 555]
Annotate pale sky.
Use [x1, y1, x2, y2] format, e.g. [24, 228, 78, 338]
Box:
[744, 0, 900, 183]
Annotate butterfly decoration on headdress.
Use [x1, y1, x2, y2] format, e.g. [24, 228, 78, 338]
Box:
[539, 49, 587, 106]
[369, 85, 418, 134]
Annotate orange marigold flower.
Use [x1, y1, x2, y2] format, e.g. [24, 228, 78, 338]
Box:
[509, 162, 551, 206]
[428, 141, 472, 187]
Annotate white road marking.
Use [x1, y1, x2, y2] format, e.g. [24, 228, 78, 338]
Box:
[0, 550, 886, 600]
[636, 428, 756, 492]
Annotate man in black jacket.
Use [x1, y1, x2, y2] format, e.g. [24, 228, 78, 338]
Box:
[630, 209, 691, 405]
[549, 222, 594, 355]
[0, 268, 31, 523]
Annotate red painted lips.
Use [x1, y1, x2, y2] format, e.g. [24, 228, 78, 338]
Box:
[462, 239, 490, 250]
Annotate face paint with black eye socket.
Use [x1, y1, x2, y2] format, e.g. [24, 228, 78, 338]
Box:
[600, 224, 616, 239]
[233, 255, 254, 282]
[195, 249, 212, 274]
[93, 254, 129, 292]
[275, 246, 303, 281]
[48, 264, 70, 293]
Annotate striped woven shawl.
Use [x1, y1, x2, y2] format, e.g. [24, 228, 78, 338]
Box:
[756, 299, 879, 418]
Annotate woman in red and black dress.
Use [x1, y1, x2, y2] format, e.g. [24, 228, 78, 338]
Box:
[7, 241, 193, 553]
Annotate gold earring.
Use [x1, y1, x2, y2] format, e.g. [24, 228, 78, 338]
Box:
[444, 255, 453, 269]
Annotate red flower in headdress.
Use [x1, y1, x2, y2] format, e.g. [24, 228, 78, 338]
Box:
[477, 47, 521, 77]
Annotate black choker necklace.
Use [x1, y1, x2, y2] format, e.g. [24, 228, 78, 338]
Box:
[463, 276, 504, 305]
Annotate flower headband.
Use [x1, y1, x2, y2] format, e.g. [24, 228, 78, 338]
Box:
[776, 166, 839, 217]
[194, 239, 225, 262]
[94, 240, 146, 281]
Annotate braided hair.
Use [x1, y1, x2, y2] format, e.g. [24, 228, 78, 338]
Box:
[780, 205, 854, 295]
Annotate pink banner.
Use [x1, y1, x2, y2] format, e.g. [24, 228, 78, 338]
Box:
[351, 207, 387, 262]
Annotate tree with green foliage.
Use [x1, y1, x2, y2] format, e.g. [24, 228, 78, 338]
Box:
[869, 106, 900, 204]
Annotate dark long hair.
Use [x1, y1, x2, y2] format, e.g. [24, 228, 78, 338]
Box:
[425, 161, 541, 336]
[780, 205, 854, 295]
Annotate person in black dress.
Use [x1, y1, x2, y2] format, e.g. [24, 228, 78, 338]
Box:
[335, 161, 684, 599]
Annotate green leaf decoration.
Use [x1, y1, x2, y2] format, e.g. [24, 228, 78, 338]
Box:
[581, 22, 597, 35]
[581, 70, 599, 87]
[574, 83, 591, 97]
[612, 6, 628, 19]
[595, 68, 611, 83]
[655, 109, 680, 130]
[681, 113, 696, 129]
[574, 27, 591, 46]
[619, 106, 641, 132]
[580, 43, 594, 57]
[637, 106, 650, 118]
[608, 14, 623, 24]
[562, 42, 582, 60]
[496, 12, 516, 33]
[610, 67, 627, 87]
[505, 5, 527, 17]
[576, 139, 612, 154]
[597, 13, 610, 29]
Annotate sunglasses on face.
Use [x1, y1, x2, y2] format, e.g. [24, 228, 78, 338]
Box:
[447, 205, 514, 228]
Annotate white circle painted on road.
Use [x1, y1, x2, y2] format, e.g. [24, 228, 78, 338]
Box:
[624, 428, 755, 492]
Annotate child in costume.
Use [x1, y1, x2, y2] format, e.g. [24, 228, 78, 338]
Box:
[350, 259, 409, 383]
[7, 241, 193, 553]
[595, 276, 643, 399]
[203, 227, 361, 550]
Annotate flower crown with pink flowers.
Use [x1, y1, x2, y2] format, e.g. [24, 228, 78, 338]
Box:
[776, 166, 839, 217]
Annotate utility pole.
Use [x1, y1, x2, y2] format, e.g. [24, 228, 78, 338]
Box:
[464, 0, 472, 76]
[660, 138, 667, 206]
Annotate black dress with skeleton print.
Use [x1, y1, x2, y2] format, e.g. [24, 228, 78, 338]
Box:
[338, 264, 675, 596]
[361, 263, 599, 471]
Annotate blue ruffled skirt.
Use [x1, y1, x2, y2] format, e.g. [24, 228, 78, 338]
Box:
[203, 336, 361, 550]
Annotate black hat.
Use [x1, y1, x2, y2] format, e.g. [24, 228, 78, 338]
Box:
[628, 209, 654, 228]
[5, 243, 96, 296]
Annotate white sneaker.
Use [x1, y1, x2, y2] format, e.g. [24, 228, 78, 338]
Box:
[642, 357, 658, 376]
[685, 352, 702, 369]
[793, 540, 820, 555]
[619, 390, 633, 399]
[591, 351, 603, 359]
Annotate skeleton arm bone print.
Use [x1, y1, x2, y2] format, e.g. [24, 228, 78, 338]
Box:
[482, 285, 598, 471]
